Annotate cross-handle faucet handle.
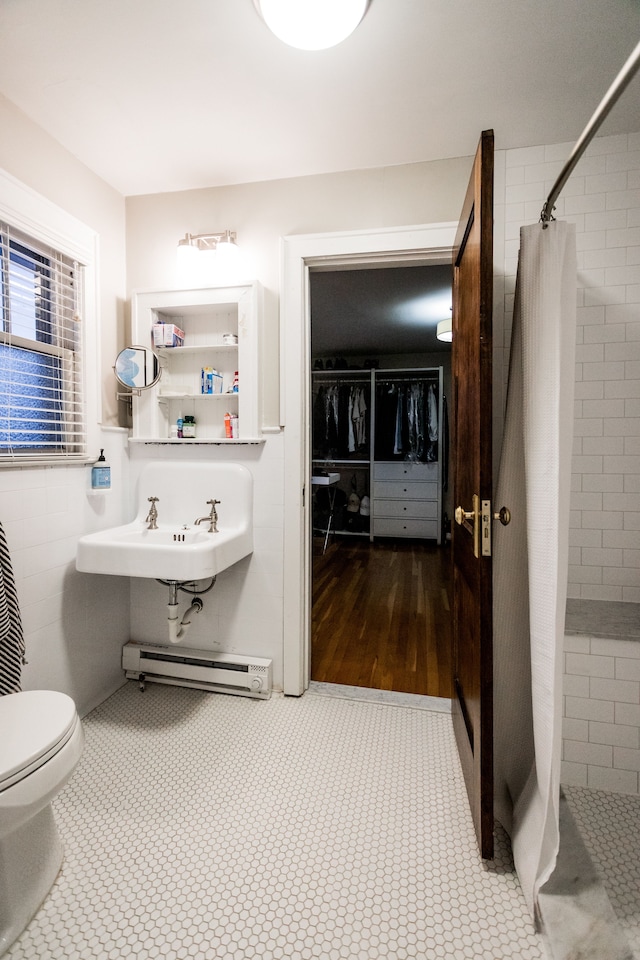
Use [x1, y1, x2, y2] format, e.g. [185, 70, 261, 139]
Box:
[207, 499, 220, 532]
[146, 496, 159, 529]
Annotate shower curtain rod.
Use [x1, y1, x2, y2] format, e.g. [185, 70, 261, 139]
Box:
[541, 38, 640, 225]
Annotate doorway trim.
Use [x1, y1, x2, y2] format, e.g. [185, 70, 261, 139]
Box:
[281, 222, 458, 696]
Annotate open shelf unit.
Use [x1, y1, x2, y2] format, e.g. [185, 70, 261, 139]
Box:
[130, 284, 262, 444]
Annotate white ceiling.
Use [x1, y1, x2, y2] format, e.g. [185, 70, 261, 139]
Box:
[0, 0, 638, 198]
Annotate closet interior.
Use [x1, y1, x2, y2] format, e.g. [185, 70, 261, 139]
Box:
[309, 264, 453, 698]
[312, 368, 444, 544]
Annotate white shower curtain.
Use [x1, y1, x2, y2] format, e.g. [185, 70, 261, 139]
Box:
[493, 220, 577, 916]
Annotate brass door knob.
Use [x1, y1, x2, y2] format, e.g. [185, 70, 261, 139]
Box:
[494, 506, 511, 526]
[455, 505, 474, 525]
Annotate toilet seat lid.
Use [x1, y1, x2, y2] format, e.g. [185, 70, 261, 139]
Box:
[0, 690, 78, 785]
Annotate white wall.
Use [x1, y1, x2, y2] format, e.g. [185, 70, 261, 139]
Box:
[0, 97, 131, 716]
[0, 430, 130, 717]
[125, 157, 473, 429]
[1, 93, 636, 710]
[126, 132, 639, 693]
[562, 632, 640, 794]
[125, 160, 473, 690]
[127, 441, 285, 678]
[495, 132, 640, 602]
[0, 94, 127, 428]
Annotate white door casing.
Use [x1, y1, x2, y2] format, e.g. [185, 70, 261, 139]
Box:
[281, 223, 458, 696]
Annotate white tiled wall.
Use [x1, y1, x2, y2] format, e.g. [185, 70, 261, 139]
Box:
[128, 433, 286, 687]
[562, 633, 640, 795]
[0, 428, 131, 716]
[499, 132, 640, 602]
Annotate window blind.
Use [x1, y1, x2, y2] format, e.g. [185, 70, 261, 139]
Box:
[0, 222, 86, 461]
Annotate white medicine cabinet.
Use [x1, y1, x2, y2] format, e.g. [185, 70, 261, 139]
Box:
[128, 284, 262, 444]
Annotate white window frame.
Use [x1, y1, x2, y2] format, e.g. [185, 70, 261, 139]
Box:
[0, 167, 100, 465]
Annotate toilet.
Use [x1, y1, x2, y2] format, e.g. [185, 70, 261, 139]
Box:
[0, 690, 84, 956]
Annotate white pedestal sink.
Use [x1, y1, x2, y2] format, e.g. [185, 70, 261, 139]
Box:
[76, 461, 253, 581]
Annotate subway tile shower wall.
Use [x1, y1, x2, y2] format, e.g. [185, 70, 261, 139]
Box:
[562, 633, 640, 795]
[498, 132, 640, 602]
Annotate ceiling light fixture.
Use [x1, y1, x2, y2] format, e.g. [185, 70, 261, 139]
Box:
[253, 0, 371, 51]
[436, 318, 453, 342]
[176, 231, 242, 286]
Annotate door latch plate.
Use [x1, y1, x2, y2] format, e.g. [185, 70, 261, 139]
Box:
[481, 499, 491, 557]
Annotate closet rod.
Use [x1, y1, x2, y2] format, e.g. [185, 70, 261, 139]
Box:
[540, 38, 640, 226]
[312, 373, 371, 383]
[376, 375, 437, 383]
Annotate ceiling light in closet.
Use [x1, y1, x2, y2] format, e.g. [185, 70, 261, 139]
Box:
[253, 0, 371, 51]
[436, 318, 452, 342]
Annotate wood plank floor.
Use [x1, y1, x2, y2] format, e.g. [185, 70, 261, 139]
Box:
[311, 536, 453, 698]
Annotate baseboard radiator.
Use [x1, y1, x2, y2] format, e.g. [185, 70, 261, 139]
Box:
[122, 642, 272, 699]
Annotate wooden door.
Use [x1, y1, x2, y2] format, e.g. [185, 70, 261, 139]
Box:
[451, 130, 494, 859]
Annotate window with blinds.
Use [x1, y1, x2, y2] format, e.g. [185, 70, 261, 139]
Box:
[0, 223, 86, 461]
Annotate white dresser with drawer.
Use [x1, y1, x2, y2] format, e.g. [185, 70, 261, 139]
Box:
[372, 461, 440, 542]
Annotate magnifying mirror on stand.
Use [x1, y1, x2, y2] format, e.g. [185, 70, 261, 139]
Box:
[114, 346, 161, 399]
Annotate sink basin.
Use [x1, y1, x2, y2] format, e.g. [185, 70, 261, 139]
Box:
[76, 522, 252, 581]
[76, 461, 253, 581]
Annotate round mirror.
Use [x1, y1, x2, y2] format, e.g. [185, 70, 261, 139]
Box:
[114, 346, 161, 391]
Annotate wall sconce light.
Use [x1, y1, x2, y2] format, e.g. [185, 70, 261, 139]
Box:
[176, 230, 243, 286]
[436, 317, 453, 342]
[253, 0, 371, 51]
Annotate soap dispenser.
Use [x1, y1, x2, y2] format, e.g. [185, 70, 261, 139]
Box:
[91, 449, 111, 490]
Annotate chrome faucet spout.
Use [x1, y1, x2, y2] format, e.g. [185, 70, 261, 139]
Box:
[146, 496, 159, 530]
[194, 498, 220, 534]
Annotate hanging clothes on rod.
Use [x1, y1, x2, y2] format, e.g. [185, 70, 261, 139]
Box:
[375, 377, 439, 463]
[312, 377, 370, 459]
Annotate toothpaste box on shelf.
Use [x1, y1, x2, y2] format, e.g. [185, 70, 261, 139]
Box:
[201, 367, 224, 394]
[152, 323, 185, 348]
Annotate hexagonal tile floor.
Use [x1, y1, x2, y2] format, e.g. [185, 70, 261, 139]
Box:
[6, 682, 547, 959]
